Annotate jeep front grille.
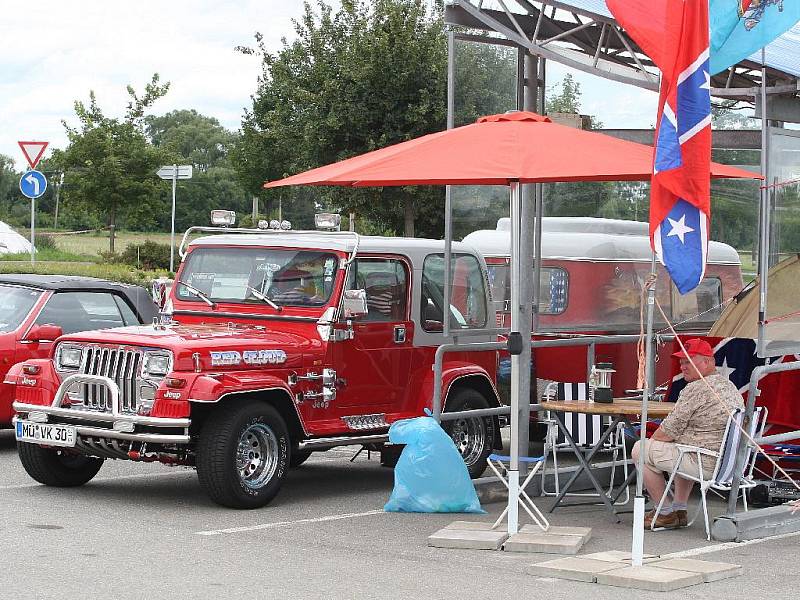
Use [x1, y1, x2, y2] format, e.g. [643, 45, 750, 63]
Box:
[78, 346, 144, 414]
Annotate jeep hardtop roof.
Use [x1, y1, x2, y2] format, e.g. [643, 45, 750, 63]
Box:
[188, 232, 479, 262]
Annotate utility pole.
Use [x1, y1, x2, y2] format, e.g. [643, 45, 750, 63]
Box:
[53, 171, 64, 229]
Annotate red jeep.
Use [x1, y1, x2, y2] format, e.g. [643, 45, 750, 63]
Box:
[7, 223, 500, 508]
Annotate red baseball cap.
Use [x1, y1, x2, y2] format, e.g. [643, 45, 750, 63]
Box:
[672, 338, 714, 359]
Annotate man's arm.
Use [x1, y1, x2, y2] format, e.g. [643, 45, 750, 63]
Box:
[651, 427, 674, 442]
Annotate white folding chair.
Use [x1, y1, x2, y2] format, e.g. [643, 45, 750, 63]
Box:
[652, 406, 768, 539]
[487, 453, 550, 532]
[540, 382, 630, 505]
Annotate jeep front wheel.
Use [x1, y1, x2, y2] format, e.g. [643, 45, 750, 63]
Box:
[442, 388, 496, 479]
[17, 443, 104, 487]
[197, 402, 289, 509]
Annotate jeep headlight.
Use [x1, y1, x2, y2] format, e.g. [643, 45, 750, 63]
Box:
[56, 345, 83, 371]
[142, 352, 172, 378]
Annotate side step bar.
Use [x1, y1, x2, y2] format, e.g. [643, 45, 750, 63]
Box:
[298, 433, 389, 451]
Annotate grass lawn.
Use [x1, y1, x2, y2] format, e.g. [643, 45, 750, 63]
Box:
[48, 231, 176, 257]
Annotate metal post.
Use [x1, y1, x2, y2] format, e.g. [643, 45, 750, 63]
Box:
[632, 252, 657, 566]
[30, 197, 35, 266]
[349, 212, 355, 232]
[507, 180, 522, 534]
[757, 49, 770, 358]
[443, 29, 455, 339]
[516, 51, 538, 466]
[53, 171, 63, 229]
[252, 196, 258, 224]
[169, 164, 177, 273]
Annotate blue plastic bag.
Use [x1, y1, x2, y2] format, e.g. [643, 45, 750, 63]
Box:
[384, 415, 485, 513]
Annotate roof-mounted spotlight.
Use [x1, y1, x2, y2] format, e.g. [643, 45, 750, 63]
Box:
[210, 210, 236, 227]
[314, 213, 341, 231]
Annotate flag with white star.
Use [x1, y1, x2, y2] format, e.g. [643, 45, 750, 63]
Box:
[608, 0, 712, 294]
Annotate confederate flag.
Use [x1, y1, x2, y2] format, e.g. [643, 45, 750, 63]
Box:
[607, 0, 712, 294]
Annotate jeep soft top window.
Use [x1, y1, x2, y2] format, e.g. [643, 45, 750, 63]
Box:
[0, 285, 41, 333]
[421, 254, 487, 332]
[177, 247, 338, 306]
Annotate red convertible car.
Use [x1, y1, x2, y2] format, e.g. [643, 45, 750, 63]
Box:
[0, 275, 157, 425]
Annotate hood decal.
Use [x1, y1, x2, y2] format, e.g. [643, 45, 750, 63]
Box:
[210, 349, 287, 367]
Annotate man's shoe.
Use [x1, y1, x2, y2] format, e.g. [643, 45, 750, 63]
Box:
[644, 510, 681, 530]
[675, 510, 688, 527]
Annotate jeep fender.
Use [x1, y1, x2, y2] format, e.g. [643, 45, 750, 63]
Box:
[187, 373, 307, 438]
[414, 360, 501, 413]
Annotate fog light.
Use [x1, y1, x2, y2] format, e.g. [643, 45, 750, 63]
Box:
[269, 219, 281, 230]
[165, 378, 186, 389]
[257, 220, 270, 230]
[23, 365, 40, 375]
[280, 220, 292, 230]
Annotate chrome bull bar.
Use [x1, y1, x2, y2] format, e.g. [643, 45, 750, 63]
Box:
[13, 374, 190, 444]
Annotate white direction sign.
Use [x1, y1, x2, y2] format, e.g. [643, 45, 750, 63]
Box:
[157, 165, 193, 180]
[18, 141, 49, 170]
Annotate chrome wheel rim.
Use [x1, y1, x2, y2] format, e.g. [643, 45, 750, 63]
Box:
[448, 417, 487, 466]
[236, 423, 279, 489]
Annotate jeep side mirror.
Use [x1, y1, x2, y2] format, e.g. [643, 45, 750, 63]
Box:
[342, 289, 368, 318]
[25, 323, 63, 343]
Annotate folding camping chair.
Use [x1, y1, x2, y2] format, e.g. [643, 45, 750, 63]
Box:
[487, 453, 550, 532]
[652, 406, 768, 540]
[540, 382, 630, 505]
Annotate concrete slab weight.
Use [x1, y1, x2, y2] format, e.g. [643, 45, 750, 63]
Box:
[521, 524, 592, 544]
[442, 521, 495, 531]
[595, 565, 704, 592]
[503, 532, 586, 554]
[653, 558, 742, 583]
[428, 527, 508, 550]
[527, 557, 626, 583]
[582, 550, 660, 563]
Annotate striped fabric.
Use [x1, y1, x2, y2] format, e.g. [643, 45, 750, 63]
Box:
[549, 383, 610, 447]
[713, 407, 766, 486]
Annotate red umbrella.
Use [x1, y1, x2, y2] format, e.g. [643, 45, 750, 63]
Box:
[265, 111, 756, 188]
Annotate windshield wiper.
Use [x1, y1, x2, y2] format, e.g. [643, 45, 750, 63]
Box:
[175, 280, 217, 309]
[246, 285, 283, 311]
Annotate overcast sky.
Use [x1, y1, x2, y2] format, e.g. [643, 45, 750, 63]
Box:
[2, 1, 658, 171]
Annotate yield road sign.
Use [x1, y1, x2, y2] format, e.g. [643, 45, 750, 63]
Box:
[19, 170, 47, 199]
[17, 141, 49, 170]
[157, 165, 193, 180]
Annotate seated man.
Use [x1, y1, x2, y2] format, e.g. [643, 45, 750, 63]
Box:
[631, 338, 744, 529]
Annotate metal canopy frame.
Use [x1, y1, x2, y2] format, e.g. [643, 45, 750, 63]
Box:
[445, 0, 800, 103]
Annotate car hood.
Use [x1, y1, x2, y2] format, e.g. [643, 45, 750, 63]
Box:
[59, 322, 323, 371]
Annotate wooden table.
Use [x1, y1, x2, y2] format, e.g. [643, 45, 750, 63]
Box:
[540, 399, 676, 520]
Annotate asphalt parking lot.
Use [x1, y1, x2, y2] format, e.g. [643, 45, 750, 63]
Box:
[1, 428, 799, 600]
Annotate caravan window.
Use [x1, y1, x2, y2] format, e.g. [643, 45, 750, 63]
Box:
[671, 277, 723, 325]
[485, 264, 568, 315]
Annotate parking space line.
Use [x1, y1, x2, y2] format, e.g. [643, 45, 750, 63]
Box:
[661, 529, 800, 559]
[195, 509, 385, 536]
[0, 470, 194, 490]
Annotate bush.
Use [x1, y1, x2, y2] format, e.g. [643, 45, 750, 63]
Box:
[117, 241, 173, 271]
[0, 262, 170, 288]
[34, 233, 57, 250]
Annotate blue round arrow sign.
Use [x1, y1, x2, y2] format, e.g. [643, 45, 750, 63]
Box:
[19, 170, 47, 199]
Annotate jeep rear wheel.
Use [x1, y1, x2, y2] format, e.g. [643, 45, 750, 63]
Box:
[18, 443, 104, 487]
[197, 402, 289, 509]
[442, 388, 497, 479]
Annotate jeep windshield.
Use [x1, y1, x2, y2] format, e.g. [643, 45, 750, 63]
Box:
[0, 285, 42, 332]
[177, 247, 339, 307]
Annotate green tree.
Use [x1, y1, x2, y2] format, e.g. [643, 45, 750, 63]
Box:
[234, 0, 450, 237]
[54, 74, 171, 251]
[0, 154, 22, 224]
[146, 110, 250, 229]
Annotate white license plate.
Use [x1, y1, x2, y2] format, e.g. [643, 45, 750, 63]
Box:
[15, 420, 77, 447]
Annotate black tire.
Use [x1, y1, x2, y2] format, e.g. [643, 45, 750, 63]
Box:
[289, 449, 313, 468]
[17, 443, 104, 487]
[442, 387, 497, 479]
[196, 401, 290, 509]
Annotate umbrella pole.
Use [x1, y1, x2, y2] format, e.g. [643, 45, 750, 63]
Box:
[757, 47, 770, 358]
[506, 181, 523, 534]
[632, 252, 657, 566]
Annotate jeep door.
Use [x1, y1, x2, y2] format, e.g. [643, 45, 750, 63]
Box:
[332, 256, 413, 410]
